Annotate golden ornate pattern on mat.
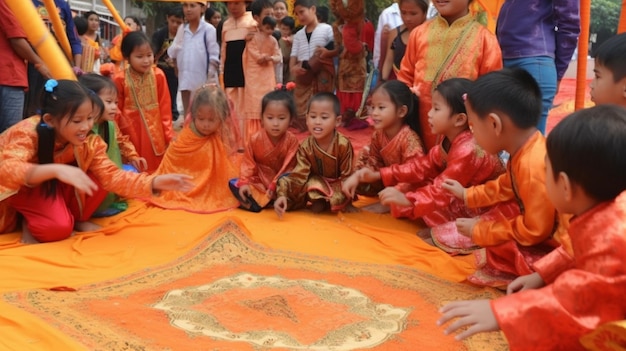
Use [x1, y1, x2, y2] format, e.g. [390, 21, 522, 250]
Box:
[2, 219, 509, 351]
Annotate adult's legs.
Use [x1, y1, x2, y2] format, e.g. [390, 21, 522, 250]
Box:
[0, 86, 25, 133]
[503, 56, 557, 134]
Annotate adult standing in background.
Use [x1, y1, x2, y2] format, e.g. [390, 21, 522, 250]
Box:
[373, 2, 402, 71]
[496, 0, 580, 134]
[26, 0, 83, 118]
[0, 0, 51, 132]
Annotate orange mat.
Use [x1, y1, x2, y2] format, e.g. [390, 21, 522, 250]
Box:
[1, 217, 506, 351]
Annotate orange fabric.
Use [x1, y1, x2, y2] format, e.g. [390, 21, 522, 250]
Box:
[397, 13, 502, 149]
[237, 129, 299, 207]
[492, 192, 626, 350]
[113, 66, 174, 173]
[355, 124, 424, 170]
[149, 124, 240, 214]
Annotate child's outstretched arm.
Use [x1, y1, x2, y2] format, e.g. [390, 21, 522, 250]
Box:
[26, 164, 98, 196]
[437, 300, 499, 340]
[341, 168, 381, 198]
[274, 196, 288, 219]
[378, 187, 411, 207]
[506, 272, 545, 295]
[441, 179, 466, 201]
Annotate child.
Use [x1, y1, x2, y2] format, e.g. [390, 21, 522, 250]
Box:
[273, 0, 289, 25]
[344, 79, 509, 243]
[205, 8, 222, 28]
[380, 0, 428, 82]
[290, 0, 336, 130]
[274, 92, 354, 217]
[438, 105, 626, 350]
[220, 0, 257, 137]
[278, 16, 295, 84]
[342, 80, 424, 200]
[79, 74, 147, 217]
[152, 6, 184, 121]
[397, 0, 502, 149]
[229, 89, 300, 212]
[242, 2, 283, 141]
[114, 31, 175, 173]
[0, 79, 193, 243]
[442, 68, 559, 286]
[149, 85, 240, 214]
[168, 2, 220, 117]
[590, 32, 626, 107]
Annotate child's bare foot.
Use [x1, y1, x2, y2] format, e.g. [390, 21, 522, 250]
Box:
[343, 203, 360, 213]
[361, 202, 390, 214]
[74, 221, 102, 232]
[20, 224, 39, 244]
[310, 199, 329, 213]
[417, 228, 435, 246]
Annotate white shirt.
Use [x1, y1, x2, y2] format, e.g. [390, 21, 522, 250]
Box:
[373, 3, 403, 67]
[168, 21, 220, 91]
[290, 23, 334, 61]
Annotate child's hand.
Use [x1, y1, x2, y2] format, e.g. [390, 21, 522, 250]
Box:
[56, 165, 98, 196]
[507, 272, 545, 294]
[437, 300, 499, 340]
[455, 217, 478, 238]
[360, 167, 382, 183]
[341, 172, 360, 198]
[152, 174, 194, 192]
[293, 64, 307, 76]
[274, 196, 288, 219]
[130, 157, 148, 172]
[442, 179, 465, 199]
[239, 185, 252, 203]
[314, 47, 328, 59]
[378, 187, 411, 207]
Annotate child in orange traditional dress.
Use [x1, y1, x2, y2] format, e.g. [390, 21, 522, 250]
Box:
[149, 85, 241, 214]
[438, 105, 626, 350]
[0, 80, 193, 243]
[114, 31, 174, 173]
[79, 73, 147, 217]
[229, 87, 300, 212]
[274, 92, 354, 217]
[342, 80, 424, 208]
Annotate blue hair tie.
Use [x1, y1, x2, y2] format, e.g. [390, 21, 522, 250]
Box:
[44, 79, 58, 93]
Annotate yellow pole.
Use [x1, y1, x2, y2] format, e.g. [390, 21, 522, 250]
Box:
[5, 0, 75, 80]
[42, 0, 72, 62]
[101, 0, 129, 32]
[575, 0, 590, 110]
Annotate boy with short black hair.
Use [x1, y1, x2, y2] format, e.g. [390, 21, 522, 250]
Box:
[590, 32, 626, 107]
[279, 16, 296, 84]
[442, 68, 558, 287]
[439, 105, 626, 350]
[274, 92, 354, 217]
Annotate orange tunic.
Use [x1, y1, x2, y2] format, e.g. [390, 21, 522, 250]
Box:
[276, 132, 354, 212]
[149, 123, 239, 214]
[114, 66, 174, 173]
[0, 117, 158, 233]
[492, 192, 626, 350]
[241, 32, 281, 122]
[465, 131, 557, 286]
[397, 13, 502, 149]
[236, 129, 299, 208]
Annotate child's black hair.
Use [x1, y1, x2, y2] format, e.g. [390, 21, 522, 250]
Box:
[262, 90, 296, 120]
[167, 5, 184, 18]
[307, 92, 340, 116]
[121, 31, 152, 59]
[466, 68, 541, 129]
[38, 80, 103, 196]
[263, 15, 277, 29]
[546, 105, 626, 202]
[316, 5, 329, 23]
[83, 11, 99, 21]
[399, 0, 429, 13]
[204, 7, 218, 22]
[434, 78, 472, 116]
[78, 73, 117, 96]
[124, 15, 142, 28]
[281, 16, 296, 30]
[294, 0, 316, 9]
[250, 0, 274, 17]
[74, 16, 88, 36]
[593, 32, 626, 82]
[372, 80, 420, 135]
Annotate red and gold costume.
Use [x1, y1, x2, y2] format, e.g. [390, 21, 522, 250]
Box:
[397, 13, 502, 149]
[114, 66, 174, 173]
[355, 124, 424, 195]
[491, 191, 626, 350]
[465, 131, 558, 286]
[149, 122, 239, 214]
[0, 117, 157, 241]
[234, 129, 299, 208]
[380, 130, 504, 223]
[276, 132, 353, 211]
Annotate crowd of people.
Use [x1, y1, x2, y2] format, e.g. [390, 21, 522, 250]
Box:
[0, 0, 625, 349]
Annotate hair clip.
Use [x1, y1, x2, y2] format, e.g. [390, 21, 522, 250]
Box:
[462, 93, 468, 101]
[44, 79, 58, 93]
[275, 82, 296, 91]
